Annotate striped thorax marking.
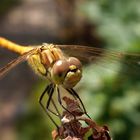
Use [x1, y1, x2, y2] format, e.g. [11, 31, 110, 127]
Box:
[27, 44, 65, 79]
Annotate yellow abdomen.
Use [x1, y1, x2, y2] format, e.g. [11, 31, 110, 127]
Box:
[0, 37, 33, 54]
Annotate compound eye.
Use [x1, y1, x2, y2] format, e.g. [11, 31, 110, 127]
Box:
[68, 57, 82, 69]
[52, 59, 69, 78]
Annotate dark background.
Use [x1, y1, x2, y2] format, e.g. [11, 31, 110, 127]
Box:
[0, 0, 140, 140]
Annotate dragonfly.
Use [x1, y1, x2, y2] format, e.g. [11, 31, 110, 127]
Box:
[0, 37, 140, 126]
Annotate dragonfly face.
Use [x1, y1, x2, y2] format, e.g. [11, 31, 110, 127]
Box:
[51, 57, 82, 88]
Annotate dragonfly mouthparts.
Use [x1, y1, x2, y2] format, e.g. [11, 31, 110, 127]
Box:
[69, 68, 77, 73]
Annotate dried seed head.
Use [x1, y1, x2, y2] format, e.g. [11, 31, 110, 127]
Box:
[52, 96, 111, 140]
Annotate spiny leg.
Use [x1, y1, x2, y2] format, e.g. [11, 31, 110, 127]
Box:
[46, 84, 61, 118]
[67, 88, 91, 119]
[56, 86, 76, 119]
[40, 83, 60, 116]
[39, 84, 58, 127]
[49, 98, 61, 118]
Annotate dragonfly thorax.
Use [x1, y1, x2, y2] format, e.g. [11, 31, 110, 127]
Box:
[27, 44, 64, 77]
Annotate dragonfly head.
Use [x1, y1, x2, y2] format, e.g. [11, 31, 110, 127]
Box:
[51, 57, 82, 88]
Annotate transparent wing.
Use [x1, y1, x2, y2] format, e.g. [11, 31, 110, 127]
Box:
[0, 48, 37, 78]
[57, 45, 140, 76]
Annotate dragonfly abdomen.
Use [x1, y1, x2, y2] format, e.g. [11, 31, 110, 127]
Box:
[0, 37, 33, 54]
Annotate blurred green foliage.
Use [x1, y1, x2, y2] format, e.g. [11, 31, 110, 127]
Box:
[78, 0, 140, 140]
[16, 110, 51, 140]
[79, 0, 140, 51]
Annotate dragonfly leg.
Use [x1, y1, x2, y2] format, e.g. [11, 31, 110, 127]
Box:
[46, 84, 61, 118]
[39, 84, 58, 127]
[39, 83, 59, 116]
[39, 84, 59, 128]
[67, 88, 91, 119]
[56, 86, 76, 119]
[48, 98, 61, 118]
